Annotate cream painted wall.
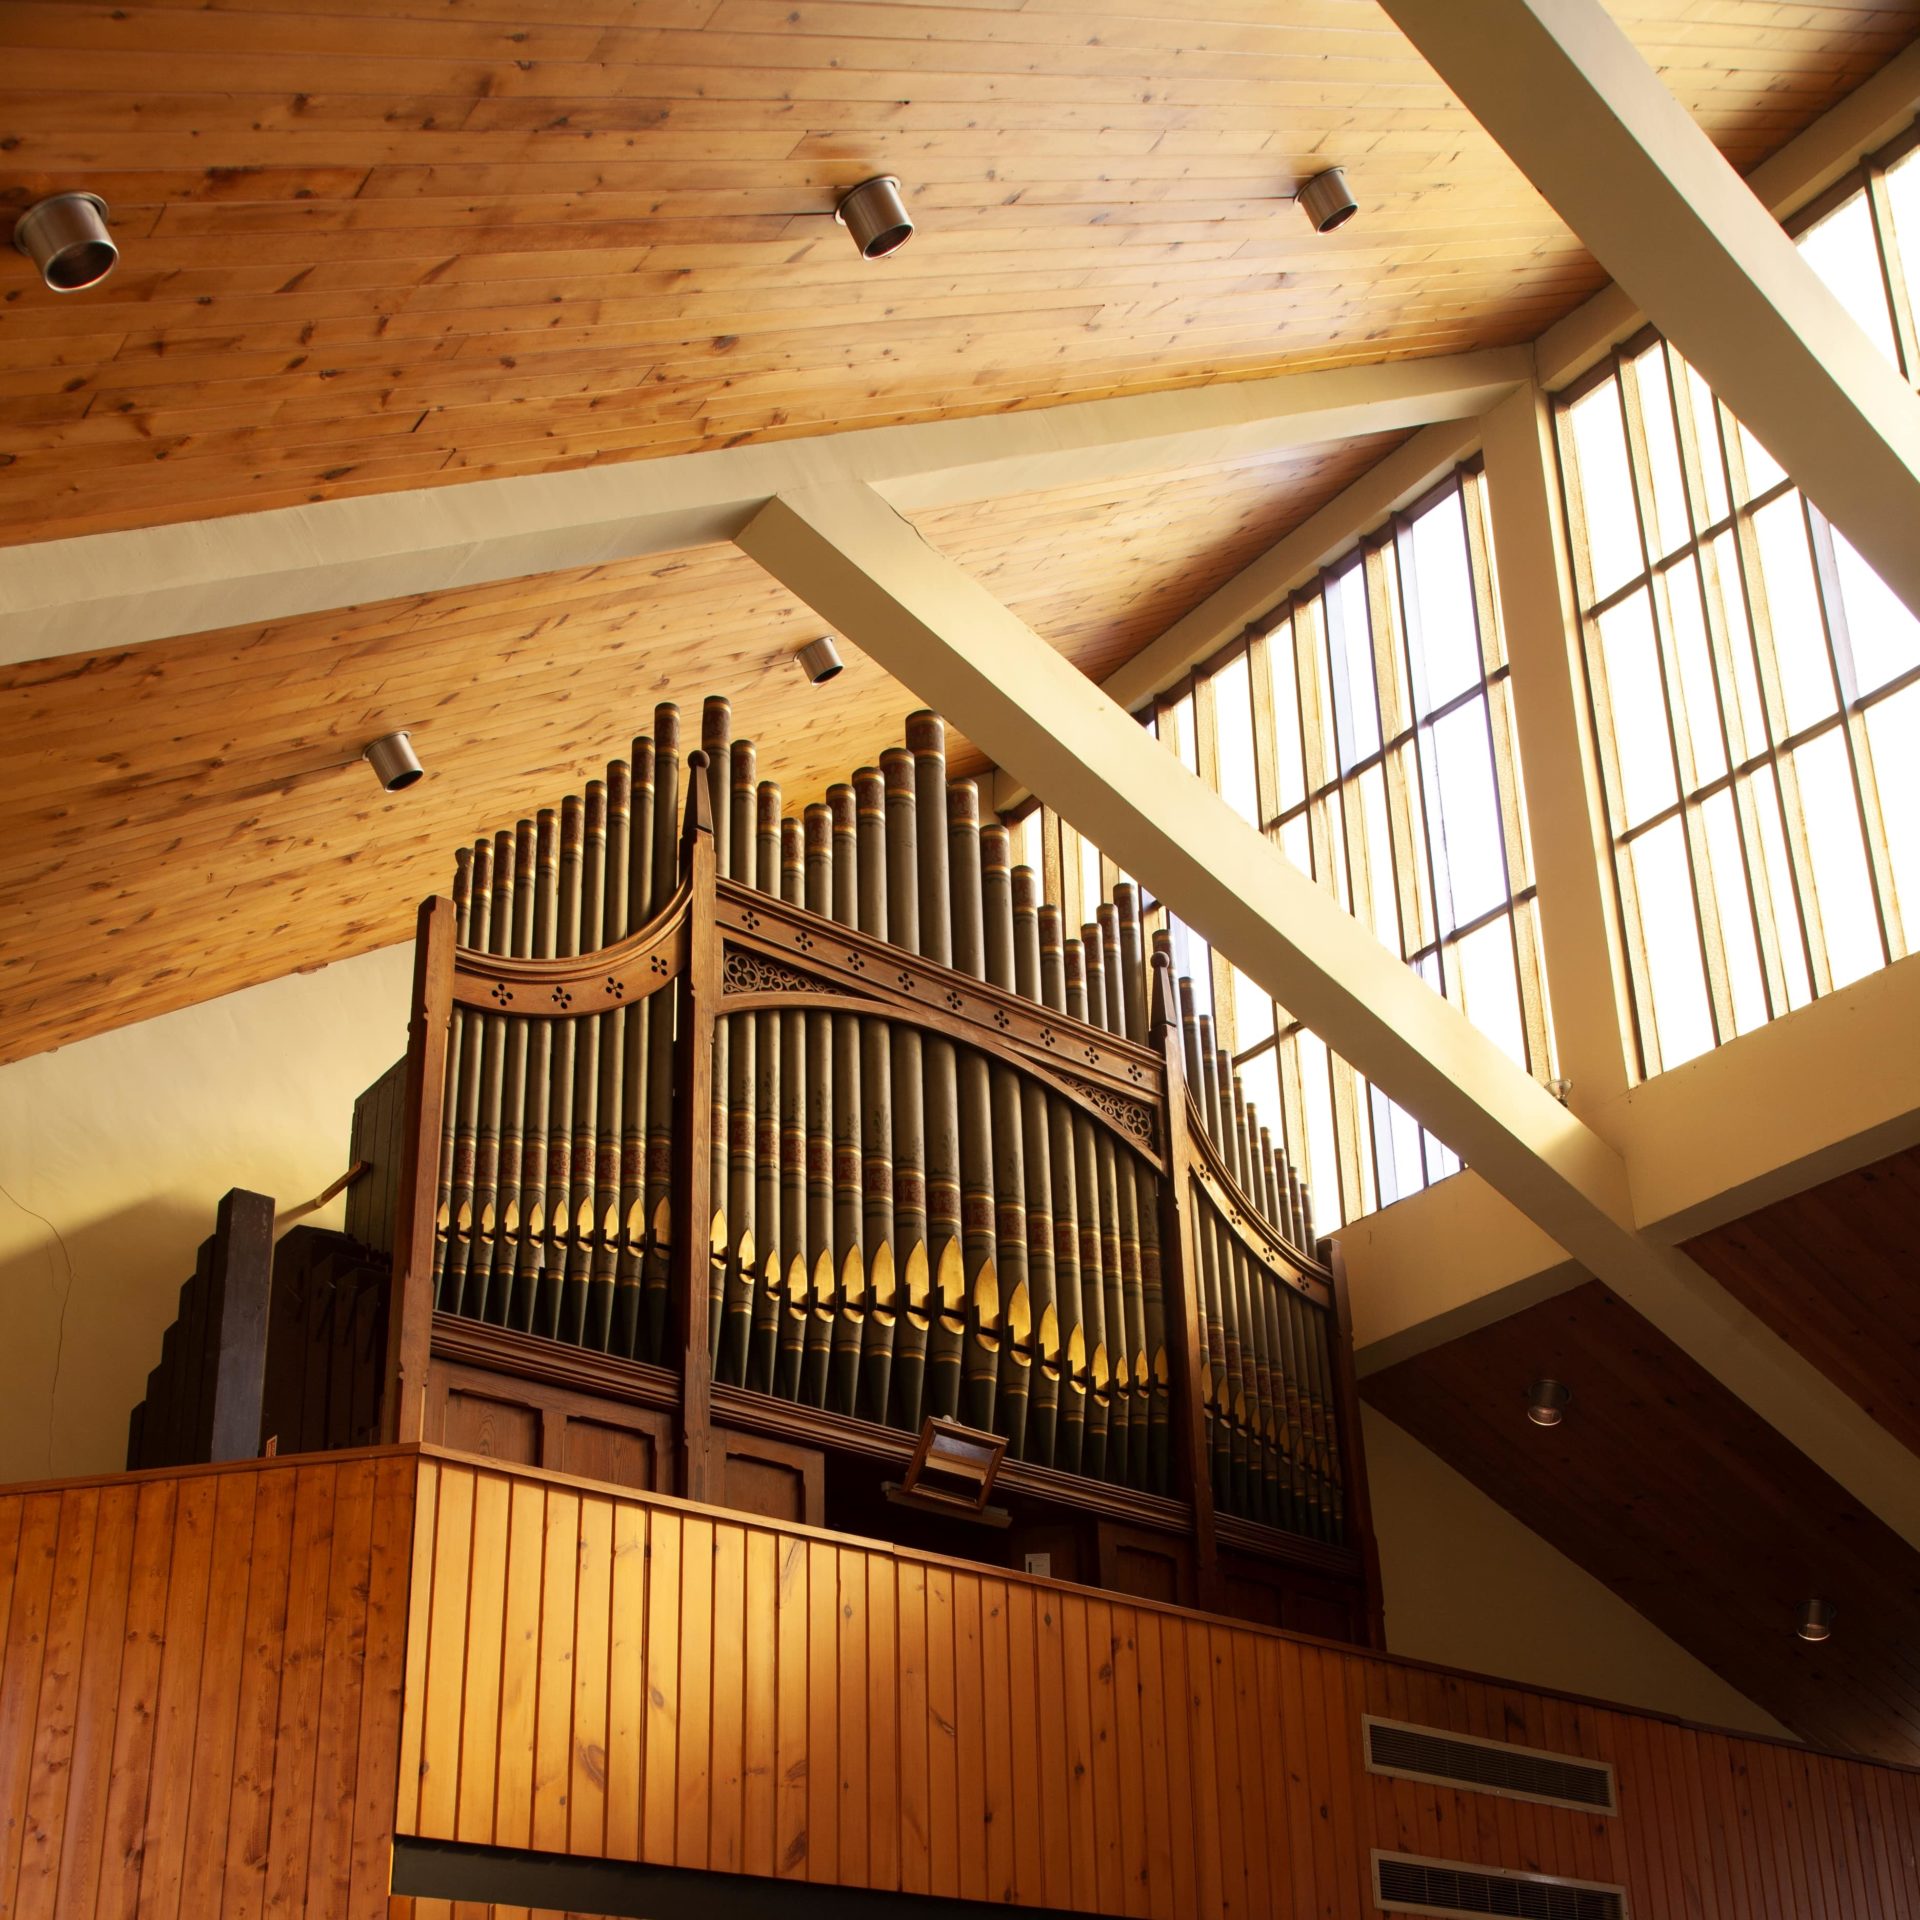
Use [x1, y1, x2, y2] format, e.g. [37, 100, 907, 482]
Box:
[1364, 1405, 1792, 1738]
[0, 942, 413, 1484]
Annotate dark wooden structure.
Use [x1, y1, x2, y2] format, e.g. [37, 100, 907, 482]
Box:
[125, 696, 1379, 1641]
[5, 1447, 1918, 1920]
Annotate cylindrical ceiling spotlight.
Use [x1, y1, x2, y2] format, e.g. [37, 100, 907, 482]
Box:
[11, 193, 118, 293]
[1797, 1598, 1835, 1643]
[835, 176, 914, 260]
[795, 634, 845, 685]
[363, 730, 424, 792]
[1298, 167, 1358, 234]
[1525, 1378, 1571, 1428]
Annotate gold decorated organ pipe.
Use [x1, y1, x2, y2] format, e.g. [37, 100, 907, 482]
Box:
[854, 767, 898, 1426]
[981, 823, 1030, 1458]
[446, 836, 493, 1314]
[1114, 883, 1168, 1492]
[1269, 1262, 1311, 1535]
[800, 802, 836, 1408]
[1082, 919, 1133, 1484]
[827, 783, 866, 1416]
[748, 780, 785, 1395]
[718, 739, 759, 1384]
[701, 699, 732, 1373]
[1037, 904, 1088, 1475]
[1104, 893, 1152, 1487]
[467, 825, 517, 1323]
[947, 780, 1000, 1438]
[882, 748, 931, 1433]
[497, 818, 536, 1331]
[1011, 867, 1060, 1470]
[434, 847, 474, 1305]
[516, 812, 558, 1334]
[536, 796, 581, 1339]
[907, 712, 964, 1423]
[1063, 938, 1110, 1482]
[640, 706, 682, 1362]
[776, 818, 809, 1402]
[1180, 979, 1232, 1504]
[612, 737, 656, 1359]
[559, 781, 607, 1347]
[586, 761, 630, 1351]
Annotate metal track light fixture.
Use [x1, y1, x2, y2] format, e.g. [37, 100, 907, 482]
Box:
[363, 730, 425, 792]
[1797, 1598, 1835, 1643]
[835, 176, 915, 260]
[1525, 1378, 1571, 1428]
[1298, 166, 1359, 234]
[795, 635, 845, 685]
[11, 193, 118, 292]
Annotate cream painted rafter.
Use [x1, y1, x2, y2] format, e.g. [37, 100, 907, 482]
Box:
[736, 478, 1920, 1553]
[1379, 0, 1920, 624]
[0, 347, 1529, 670]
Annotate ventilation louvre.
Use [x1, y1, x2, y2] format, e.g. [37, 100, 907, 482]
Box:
[1364, 1716, 1616, 1812]
[1374, 1852, 1628, 1920]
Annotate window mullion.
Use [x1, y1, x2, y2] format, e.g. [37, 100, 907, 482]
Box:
[1729, 480, 1828, 995]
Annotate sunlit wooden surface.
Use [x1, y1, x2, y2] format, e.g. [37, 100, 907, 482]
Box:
[0, 1, 1908, 544]
[0, 435, 1384, 1064]
[396, 1449, 1920, 1917]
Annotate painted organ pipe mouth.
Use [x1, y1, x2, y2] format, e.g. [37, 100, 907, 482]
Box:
[835, 176, 915, 259]
[11, 193, 118, 292]
[364, 730, 425, 792]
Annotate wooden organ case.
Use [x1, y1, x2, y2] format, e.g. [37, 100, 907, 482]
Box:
[137, 695, 1381, 1642]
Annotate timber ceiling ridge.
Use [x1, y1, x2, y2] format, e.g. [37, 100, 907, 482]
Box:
[0, 346, 1531, 670]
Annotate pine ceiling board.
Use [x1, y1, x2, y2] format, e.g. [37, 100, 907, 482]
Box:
[0, 417, 1384, 1059]
[0, 1, 1909, 543]
[1362, 1278, 1920, 1766]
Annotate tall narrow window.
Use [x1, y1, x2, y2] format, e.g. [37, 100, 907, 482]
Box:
[1090, 463, 1548, 1230]
[1554, 325, 1919, 1075]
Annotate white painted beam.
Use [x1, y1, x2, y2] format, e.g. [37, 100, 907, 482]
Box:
[1480, 384, 1634, 1116]
[737, 478, 1920, 1548]
[1380, 0, 1920, 621]
[0, 347, 1528, 670]
[1536, 38, 1920, 390]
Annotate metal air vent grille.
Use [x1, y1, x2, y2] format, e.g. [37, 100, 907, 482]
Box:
[1364, 1716, 1616, 1812]
[1374, 1852, 1627, 1920]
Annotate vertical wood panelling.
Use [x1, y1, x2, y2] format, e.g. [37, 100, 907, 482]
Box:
[401, 1452, 1920, 1920]
[0, 1453, 414, 1920]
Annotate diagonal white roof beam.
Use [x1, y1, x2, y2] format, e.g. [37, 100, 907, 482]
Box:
[736, 479, 1920, 1550]
[0, 347, 1528, 670]
[1377, 0, 1920, 622]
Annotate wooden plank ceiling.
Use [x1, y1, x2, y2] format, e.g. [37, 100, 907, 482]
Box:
[1362, 1208, 1920, 1765]
[0, 433, 1389, 1063]
[0, 1, 1911, 544]
[1685, 1143, 1920, 1463]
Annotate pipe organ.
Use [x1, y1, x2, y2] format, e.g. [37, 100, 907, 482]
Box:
[371, 693, 1377, 1628]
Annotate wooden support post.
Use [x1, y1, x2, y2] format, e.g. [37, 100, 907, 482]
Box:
[673, 752, 721, 1503]
[1325, 1239, 1385, 1650]
[197, 1187, 276, 1463]
[383, 892, 458, 1445]
[1150, 952, 1220, 1607]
